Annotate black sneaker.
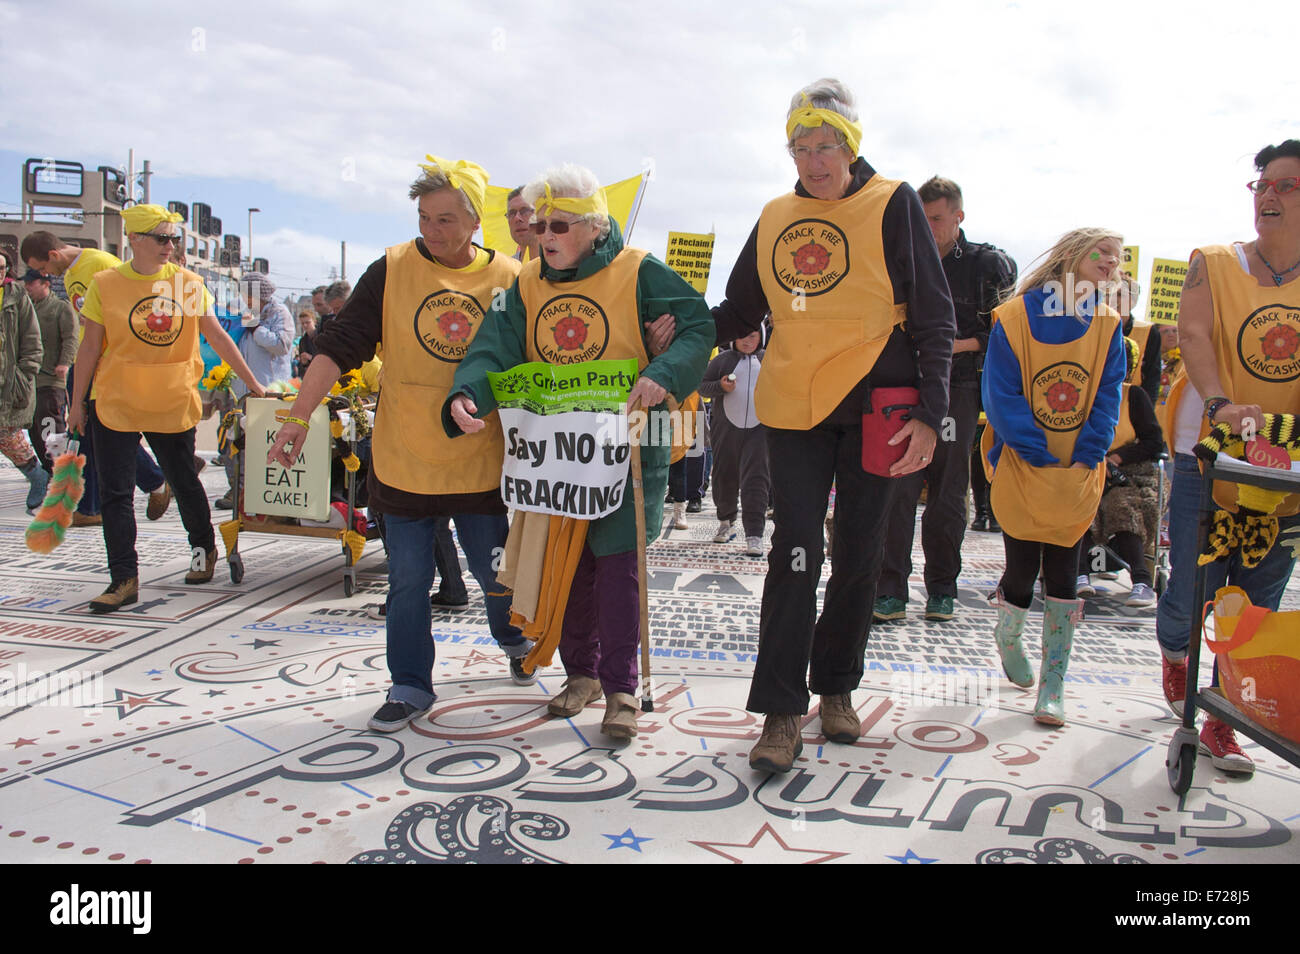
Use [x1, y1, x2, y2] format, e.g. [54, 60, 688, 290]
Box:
[367, 699, 431, 732]
[510, 656, 537, 686]
[430, 592, 470, 610]
[686, 498, 702, 513]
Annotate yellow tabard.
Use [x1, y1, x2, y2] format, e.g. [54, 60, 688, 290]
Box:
[64, 247, 122, 317]
[1201, 244, 1300, 515]
[1126, 321, 1153, 386]
[370, 241, 520, 495]
[517, 248, 650, 371]
[754, 180, 906, 430]
[986, 295, 1118, 546]
[91, 265, 205, 433]
[1109, 384, 1135, 453]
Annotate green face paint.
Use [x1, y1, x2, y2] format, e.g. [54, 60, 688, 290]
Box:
[1090, 252, 1101, 261]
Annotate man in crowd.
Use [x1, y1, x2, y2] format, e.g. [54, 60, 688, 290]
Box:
[22, 268, 78, 473]
[874, 176, 1017, 623]
[505, 186, 540, 262]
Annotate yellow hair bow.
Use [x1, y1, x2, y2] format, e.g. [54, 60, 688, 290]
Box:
[785, 93, 862, 156]
[122, 203, 184, 234]
[419, 154, 489, 221]
[534, 182, 608, 220]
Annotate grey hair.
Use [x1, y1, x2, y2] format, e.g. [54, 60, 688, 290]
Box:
[786, 77, 858, 154]
[408, 169, 478, 221]
[521, 164, 611, 240]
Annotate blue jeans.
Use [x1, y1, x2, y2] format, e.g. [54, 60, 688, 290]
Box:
[1155, 453, 1300, 661]
[382, 512, 526, 708]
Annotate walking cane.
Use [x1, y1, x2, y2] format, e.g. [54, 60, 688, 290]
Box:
[628, 392, 680, 713]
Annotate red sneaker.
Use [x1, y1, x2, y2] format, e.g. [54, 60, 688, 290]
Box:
[1198, 718, 1255, 775]
[1161, 655, 1188, 717]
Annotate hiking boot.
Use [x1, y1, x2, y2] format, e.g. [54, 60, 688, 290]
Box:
[1125, 583, 1156, 607]
[925, 594, 955, 621]
[367, 698, 432, 733]
[146, 482, 173, 521]
[510, 656, 537, 686]
[1161, 654, 1188, 717]
[1198, 718, 1255, 774]
[71, 511, 102, 527]
[601, 692, 639, 739]
[185, 547, 219, 584]
[90, 578, 139, 614]
[547, 675, 603, 718]
[686, 498, 702, 513]
[749, 714, 803, 773]
[819, 694, 860, 743]
[214, 488, 236, 510]
[873, 596, 907, 622]
[713, 520, 734, 543]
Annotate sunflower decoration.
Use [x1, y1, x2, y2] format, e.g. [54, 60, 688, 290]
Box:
[329, 369, 365, 398]
[201, 362, 237, 393]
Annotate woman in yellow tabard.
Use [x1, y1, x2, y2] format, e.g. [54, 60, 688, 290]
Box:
[268, 156, 534, 735]
[982, 228, 1126, 725]
[67, 204, 264, 612]
[1154, 140, 1300, 775]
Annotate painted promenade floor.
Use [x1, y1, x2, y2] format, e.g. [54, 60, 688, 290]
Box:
[1, 459, 1297, 865]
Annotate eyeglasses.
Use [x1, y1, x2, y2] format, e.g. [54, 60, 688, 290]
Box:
[789, 143, 847, 161]
[138, 232, 184, 246]
[1247, 177, 1300, 196]
[530, 218, 582, 235]
[505, 207, 533, 220]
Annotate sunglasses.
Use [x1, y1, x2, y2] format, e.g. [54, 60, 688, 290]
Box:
[530, 218, 583, 235]
[138, 232, 184, 246]
[1247, 177, 1300, 196]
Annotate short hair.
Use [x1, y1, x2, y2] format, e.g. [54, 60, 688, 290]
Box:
[918, 176, 963, 210]
[408, 169, 477, 220]
[786, 78, 858, 155]
[325, 280, 352, 304]
[20, 230, 63, 264]
[522, 164, 611, 241]
[312, 285, 327, 296]
[1255, 140, 1300, 171]
[507, 186, 526, 203]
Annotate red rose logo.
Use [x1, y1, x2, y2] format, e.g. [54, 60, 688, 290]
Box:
[553, 314, 589, 351]
[147, 307, 173, 333]
[1259, 324, 1300, 361]
[792, 241, 830, 276]
[1045, 380, 1079, 413]
[437, 310, 471, 342]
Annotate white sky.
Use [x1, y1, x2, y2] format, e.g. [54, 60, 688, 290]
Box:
[1, 0, 1295, 309]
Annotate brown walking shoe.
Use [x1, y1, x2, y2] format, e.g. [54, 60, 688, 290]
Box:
[89, 578, 138, 614]
[71, 511, 102, 527]
[146, 482, 173, 521]
[601, 692, 640, 740]
[185, 548, 219, 584]
[546, 675, 603, 718]
[748, 713, 804, 773]
[819, 694, 861, 743]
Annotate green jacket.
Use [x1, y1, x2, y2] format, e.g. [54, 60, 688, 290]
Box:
[446, 219, 714, 556]
[0, 283, 43, 429]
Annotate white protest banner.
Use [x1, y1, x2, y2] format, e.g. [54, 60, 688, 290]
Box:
[487, 359, 638, 519]
[244, 398, 332, 520]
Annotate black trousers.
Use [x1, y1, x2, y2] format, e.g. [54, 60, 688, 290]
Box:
[91, 402, 214, 583]
[999, 530, 1081, 609]
[877, 384, 979, 600]
[747, 403, 897, 714]
[710, 420, 770, 537]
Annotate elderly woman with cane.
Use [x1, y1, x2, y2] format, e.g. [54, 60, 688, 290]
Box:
[448, 163, 712, 741]
[711, 78, 955, 773]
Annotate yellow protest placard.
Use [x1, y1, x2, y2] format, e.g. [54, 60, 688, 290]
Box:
[1121, 245, 1139, 282]
[1147, 257, 1189, 325]
[665, 231, 715, 295]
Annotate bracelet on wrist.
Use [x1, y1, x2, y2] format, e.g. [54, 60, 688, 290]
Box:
[282, 416, 310, 430]
[1203, 396, 1230, 422]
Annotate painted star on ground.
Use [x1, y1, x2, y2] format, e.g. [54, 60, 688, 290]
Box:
[887, 848, 939, 864]
[603, 828, 652, 852]
[96, 687, 186, 720]
[692, 823, 848, 864]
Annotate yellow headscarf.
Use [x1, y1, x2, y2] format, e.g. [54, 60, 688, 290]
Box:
[122, 203, 183, 234]
[419, 155, 488, 221]
[785, 93, 862, 157]
[532, 182, 608, 220]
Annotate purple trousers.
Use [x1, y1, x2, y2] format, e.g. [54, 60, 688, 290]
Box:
[559, 545, 639, 695]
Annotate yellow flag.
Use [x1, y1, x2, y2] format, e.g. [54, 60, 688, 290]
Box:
[480, 174, 647, 258]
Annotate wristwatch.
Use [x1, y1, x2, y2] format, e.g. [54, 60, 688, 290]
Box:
[1203, 396, 1230, 422]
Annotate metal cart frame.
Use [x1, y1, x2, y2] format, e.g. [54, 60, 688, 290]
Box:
[1165, 458, 1300, 793]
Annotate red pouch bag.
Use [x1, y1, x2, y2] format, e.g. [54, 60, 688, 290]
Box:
[861, 386, 920, 477]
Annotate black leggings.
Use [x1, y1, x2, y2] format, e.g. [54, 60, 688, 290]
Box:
[999, 531, 1082, 609]
[1078, 529, 1151, 586]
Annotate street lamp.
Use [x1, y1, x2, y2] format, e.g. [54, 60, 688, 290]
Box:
[248, 207, 260, 268]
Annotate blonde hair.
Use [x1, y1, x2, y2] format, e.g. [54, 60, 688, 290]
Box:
[1018, 227, 1123, 296]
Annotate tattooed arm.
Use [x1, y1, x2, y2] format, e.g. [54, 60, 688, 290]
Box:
[1178, 250, 1262, 432]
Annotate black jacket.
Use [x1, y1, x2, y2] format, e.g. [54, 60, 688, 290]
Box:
[944, 229, 1017, 386]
